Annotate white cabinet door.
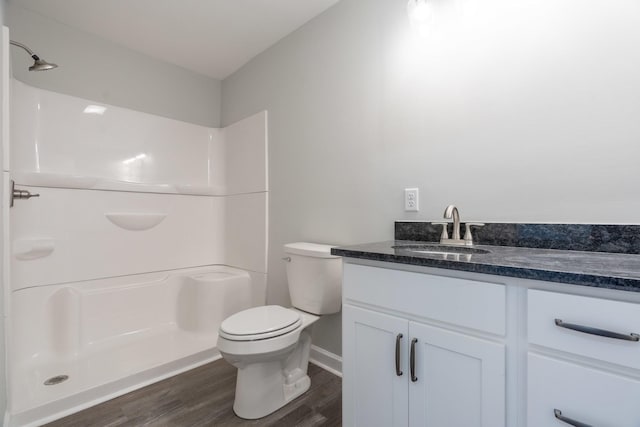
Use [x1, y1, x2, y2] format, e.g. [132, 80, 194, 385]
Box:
[528, 353, 640, 427]
[343, 304, 409, 427]
[408, 322, 506, 427]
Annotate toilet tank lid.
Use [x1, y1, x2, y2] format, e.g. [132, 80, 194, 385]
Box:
[284, 242, 340, 258]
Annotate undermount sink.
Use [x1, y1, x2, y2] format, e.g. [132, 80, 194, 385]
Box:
[392, 243, 491, 255]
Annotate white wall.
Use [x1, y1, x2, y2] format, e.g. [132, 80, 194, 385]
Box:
[6, 3, 221, 127]
[222, 0, 640, 355]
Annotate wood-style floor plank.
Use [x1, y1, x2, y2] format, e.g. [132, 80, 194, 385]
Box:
[44, 360, 341, 427]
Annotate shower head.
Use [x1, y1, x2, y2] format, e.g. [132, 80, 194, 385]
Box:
[29, 58, 58, 72]
[10, 40, 58, 71]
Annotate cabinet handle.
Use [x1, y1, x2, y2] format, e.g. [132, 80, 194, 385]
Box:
[554, 409, 593, 427]
[410, 338, 418, 382]
[554, 319, 640, 342]
[395, 334, 403, 376]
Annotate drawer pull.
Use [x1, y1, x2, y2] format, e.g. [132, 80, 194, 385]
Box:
[395, 333, 403, 376]
[554, 319, 640, 342]
[410, 338, 418, 382]
[554, 409, 592, 427]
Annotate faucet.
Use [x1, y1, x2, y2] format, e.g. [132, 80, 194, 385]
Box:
[438, 205, 484, 246]
[444, 205, 461, 241]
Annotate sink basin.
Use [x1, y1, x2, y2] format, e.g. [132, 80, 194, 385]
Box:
[392, 243, 491, 255]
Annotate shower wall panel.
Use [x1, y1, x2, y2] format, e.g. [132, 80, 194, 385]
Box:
[223, 110, 268, 275]
[10, 186, 223, 290]
[225, 192, 267, 274]
[11, 80, 224, 192]
[223, 110, 268, 195]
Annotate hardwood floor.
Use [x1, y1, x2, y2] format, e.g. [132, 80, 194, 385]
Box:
[44, 360, 342, 427]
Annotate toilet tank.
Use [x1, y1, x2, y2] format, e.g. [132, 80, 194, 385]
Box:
[284, 242, 342, 315]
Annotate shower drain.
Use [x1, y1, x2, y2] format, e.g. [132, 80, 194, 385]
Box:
[44, 375, 69, 386]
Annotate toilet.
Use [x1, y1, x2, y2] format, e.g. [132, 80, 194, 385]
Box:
[217, 242, 342, 419]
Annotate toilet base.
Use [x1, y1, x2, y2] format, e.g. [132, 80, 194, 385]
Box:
[233, 367, 311, 419]
[231, 329, 314, 419]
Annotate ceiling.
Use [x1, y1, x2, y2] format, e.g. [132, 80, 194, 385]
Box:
[10, 0, 340, 80]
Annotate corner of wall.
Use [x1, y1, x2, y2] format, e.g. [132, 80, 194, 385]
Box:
[0, 21, 8, 426]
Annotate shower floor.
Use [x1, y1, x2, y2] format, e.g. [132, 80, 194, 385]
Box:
[12, 327, 219, 426]
[9, 265, 255, 426]
[43, 359, 342, 426]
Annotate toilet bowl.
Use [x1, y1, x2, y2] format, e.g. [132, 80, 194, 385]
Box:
[217, 242, 342, 419]
[217, 306, 319, 419]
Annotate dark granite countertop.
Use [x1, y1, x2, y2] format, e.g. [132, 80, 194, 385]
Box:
[331, 240, 640, 293]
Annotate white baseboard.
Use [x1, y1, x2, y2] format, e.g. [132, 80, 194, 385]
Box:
[309, 345, 342, 377]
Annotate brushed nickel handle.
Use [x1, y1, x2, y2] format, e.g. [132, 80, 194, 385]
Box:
[555, 319, 640, 342]
[395, 334, 403, 376]
[410, 338, 418, 382]
[282, 257, 291, 262]
[431, 222, 449, 240]
[554, 409, 592, 427]
[10, 180, 40, 207]
[464, 222, 485, 245]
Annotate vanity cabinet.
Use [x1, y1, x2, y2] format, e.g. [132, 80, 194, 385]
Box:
[342, 263, 506, 427]
[342, 261, 640, 427]
[527, 289, 640, 427]
[528, 353, 640, 427]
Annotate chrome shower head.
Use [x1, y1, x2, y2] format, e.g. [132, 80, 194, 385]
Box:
[10, 40, 58, 72]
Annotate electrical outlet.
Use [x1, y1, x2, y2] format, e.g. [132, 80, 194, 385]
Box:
[404, 188, 419, 211]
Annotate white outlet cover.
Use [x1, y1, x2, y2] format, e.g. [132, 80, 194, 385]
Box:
[404, 188, 419, 212]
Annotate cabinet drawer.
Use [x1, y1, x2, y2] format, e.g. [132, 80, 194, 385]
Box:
[528, 290, 640, 369]
[344, 263, 506, 335]
[528, 353, 640, 427]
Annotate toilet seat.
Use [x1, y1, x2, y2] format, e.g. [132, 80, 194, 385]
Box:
[219, 305, 302, 341]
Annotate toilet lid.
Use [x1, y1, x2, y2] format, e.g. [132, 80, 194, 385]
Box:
[219, 305, 302, 341]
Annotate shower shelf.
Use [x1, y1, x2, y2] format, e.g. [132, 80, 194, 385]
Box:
[11, 172, 225, 196]
[105, 213, 168, 231]
[13, 238, 55, 260]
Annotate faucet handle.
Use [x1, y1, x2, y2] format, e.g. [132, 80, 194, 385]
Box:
[431, 222, 449, 241]
[464, 222, 485, 245]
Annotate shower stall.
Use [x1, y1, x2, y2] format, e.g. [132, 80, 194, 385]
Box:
[3, 74, 268, 425]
